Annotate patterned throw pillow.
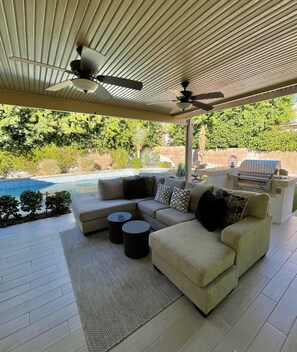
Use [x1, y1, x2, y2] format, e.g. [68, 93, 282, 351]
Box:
[215, 189, 248, 227]
[170, 187, 191, 213]
[154, 183, 172, 205]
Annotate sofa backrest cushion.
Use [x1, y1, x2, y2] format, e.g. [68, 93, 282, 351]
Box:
[185, 182, 213, 213]
[164, 177, 186, 189]
[195, 190, 226, 232]
[154, 183, 172, 205]
[123, 177, 147, 199]
[213, 187, 269, 219]
[136, 175, 155, 196]
[98, 177, 124, 200]
[170, 187, 191, 213]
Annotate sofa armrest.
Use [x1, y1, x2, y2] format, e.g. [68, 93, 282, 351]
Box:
[221, 215, 272, 277]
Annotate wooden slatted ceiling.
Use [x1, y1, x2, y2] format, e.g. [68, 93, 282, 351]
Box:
[0, 0, 297, 124]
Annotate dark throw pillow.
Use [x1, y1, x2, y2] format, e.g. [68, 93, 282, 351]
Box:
[123, 177, 147, 199]
[195, 191, 226, 232]
[215, 189, 248, 227]
[136, 175, 155, 196]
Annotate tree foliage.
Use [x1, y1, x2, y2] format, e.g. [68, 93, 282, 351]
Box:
[166, 96, 297, 151]
[0, 107, 163, 155]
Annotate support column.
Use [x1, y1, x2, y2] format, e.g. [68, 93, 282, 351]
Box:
[185, 118, 194, 181]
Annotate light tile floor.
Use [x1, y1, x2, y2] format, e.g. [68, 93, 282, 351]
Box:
[0, 213, 297, 351]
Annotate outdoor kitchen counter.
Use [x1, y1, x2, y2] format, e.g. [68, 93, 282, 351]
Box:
[195, 166, 238, 188]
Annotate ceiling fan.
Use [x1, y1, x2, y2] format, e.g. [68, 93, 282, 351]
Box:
[148, 81, 224, 114]
[9, 46, 143, 100]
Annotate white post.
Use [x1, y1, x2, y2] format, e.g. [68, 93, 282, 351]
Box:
[185, 119, 194, 181]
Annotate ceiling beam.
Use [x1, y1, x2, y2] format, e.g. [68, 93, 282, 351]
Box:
[0, 90, 187, 125]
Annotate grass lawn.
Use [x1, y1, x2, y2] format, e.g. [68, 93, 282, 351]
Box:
[293, 187, 297, 212]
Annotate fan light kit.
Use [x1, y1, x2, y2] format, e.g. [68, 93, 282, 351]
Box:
[176, 101, 192, 111]
[9, 46, 143, 99]
[147, 80, 224, 114]
[72, 78, 98, 93]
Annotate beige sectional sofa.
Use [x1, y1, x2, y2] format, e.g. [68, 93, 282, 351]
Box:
[72, 174, 272, 316]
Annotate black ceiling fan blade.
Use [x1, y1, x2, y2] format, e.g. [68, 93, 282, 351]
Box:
[191, 92, 224, 100]
[80, 46, 105, 74]
[96, 75, 143, 90]
[192, 100, 213, 111]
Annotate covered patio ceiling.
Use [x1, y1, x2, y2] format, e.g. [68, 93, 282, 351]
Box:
[0, 0, 297, 125]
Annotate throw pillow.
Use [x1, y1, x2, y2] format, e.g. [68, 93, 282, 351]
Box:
[195, 191, 226, 232]
[185, 182, 214, 212]
[136, 175, 155, 196]
[170, 187, 191, 213]
[123, 177, 147, 199]
[98, 177, 124, 200]
[215, 189, 248, 227]
[154, 183, 172, 205]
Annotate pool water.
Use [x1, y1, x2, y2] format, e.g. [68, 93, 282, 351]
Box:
[0, 179, 100, 198]
[0, 171, 135, 198]
[0, 169, 169, 198]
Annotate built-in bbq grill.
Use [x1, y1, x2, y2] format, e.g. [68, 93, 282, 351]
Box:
[233, 160, 281, 192]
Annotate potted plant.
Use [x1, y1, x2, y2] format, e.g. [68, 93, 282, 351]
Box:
[176, 162, 186, 180]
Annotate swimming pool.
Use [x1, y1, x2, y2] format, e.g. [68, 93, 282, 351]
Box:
[0, 169, 169, 198]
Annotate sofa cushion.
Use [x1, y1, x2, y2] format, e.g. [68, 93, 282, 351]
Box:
[137, 199, 170, 218]
[215, 189, 248, 227]
[154, 183, 172, 205]
[196, 191, 226, 231]
[149, 220, 235, 288]
[98, 177, 124, 200]
[156, 208, 195, 226]
[185, 182, 213, 212]
[164, 178, 186, 189]
[72, 193, 136, 222]
[123, 177, 147, 199]
[170, 187, 191, 213]
[136, 175, 155, 196]
[213, 187, 269, 219]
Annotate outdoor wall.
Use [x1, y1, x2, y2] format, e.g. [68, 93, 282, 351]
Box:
[154, 146, 297, 175]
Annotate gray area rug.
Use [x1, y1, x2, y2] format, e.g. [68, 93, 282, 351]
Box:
[60, 227, 182, 352]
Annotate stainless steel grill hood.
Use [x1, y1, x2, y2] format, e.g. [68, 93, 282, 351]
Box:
[234, 160, 281, 191]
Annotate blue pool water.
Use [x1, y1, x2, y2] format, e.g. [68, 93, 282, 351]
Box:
[0, 170, 136, 198]
[0, 169, 169, 198]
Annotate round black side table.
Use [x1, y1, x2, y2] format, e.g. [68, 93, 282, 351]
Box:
[122, 220, 150, 259]
[107, 212, 132, 244]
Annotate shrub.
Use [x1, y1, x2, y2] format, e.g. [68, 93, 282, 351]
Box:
[110, 148, 130, 169]
[0, 195, 20, 226]
[34, 146, 82, 173]
[130, 157, 142, 169]
[11, 156, 37, 175]
[38, 159, 61, 176]
[141, 148, 160, 167]
[92, 153, 112, 170]
[157, 161, 172, 168]
[0, 152, 13, 178]
[46, 191, 71, 216]
[77, 155, 94, 172]
[20, 190, 43, 218]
